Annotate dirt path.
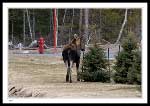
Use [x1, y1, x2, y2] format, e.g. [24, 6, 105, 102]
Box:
[8, 54, 141, 98]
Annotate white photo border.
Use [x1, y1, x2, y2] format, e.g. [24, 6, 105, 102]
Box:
[3, 3, 147, 103]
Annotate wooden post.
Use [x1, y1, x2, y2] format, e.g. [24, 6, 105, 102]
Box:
[119, 44, 120, 53]
[82, 51, 84, 72]
[108, 48, 110, 82]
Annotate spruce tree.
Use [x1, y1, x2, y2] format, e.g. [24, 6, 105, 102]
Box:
[80, 44, 109, 82]
[113, 32, 141, 84]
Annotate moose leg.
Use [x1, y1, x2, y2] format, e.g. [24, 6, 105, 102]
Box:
[76, 61, 80, 81]
[66, 68, 69, 82]
[69, 61, 73, 83]
[69, 68, 72, 83]
[65, 61, 69, 82]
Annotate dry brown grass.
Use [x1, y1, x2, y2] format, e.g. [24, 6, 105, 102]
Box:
[8, 54, 141, 98]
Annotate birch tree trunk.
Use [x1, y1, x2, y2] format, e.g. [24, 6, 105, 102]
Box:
[26, 9, 33, 41]
[115, 9, 128, 44]
[79, 9, 82, 35]
[99, 9, 101, 43]
[23, 10, 25, 45]
[69, 9, 74, 43]
[12, 20, 13, 44]
[50, 9, 52, 46]
[60, 9, 67, 46]
[84, 9, 89, 45]
[53, 9, 57, 48]
[56, 9, 58, 47]
[32, 10, 35, 40]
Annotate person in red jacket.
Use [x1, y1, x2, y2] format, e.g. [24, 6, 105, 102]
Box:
[38, 36, 45, 54]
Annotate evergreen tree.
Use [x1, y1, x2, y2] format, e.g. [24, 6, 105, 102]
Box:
[80, 44, 109, 82]
[113, 32, 141, 84]
[9, 9, 141, 46]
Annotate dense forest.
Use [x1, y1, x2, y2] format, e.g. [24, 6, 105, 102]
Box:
[9, 9, 141, 47]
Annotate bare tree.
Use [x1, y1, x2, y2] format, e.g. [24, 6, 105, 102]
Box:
[60, 9, 67, 46]
[32, 9, 35, 40]
[11, 20, 14, 44]
[23, 10, 25, 45]
[99, 9, 101, 43]
[79, 9, 83, 35]
[56, 9, 58, 47]
[115, 9, 128, 44]
[84, 9, 89, 45]
[26, 9, 33, 41]
[69, 9, 74, 43]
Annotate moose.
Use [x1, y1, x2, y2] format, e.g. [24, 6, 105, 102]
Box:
[62, 34, 85, 83]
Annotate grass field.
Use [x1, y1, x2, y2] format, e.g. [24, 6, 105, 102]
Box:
[8, 53, 141, 98]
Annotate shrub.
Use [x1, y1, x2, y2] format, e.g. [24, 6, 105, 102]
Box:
[80, 44, 109, 82]
[113, 32, 141, 84]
